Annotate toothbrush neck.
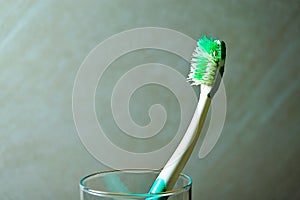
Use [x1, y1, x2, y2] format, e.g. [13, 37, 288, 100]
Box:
[200, 85, 212, 98]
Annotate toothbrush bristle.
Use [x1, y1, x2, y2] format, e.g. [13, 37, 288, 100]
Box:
[188, 36, 225, 86]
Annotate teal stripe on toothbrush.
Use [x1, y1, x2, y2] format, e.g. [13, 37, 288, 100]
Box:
[149, 178, 166, 193]
[147, 178, 167, 200]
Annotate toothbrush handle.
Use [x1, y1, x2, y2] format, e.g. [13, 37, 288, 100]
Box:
[149, 87, 211, 194]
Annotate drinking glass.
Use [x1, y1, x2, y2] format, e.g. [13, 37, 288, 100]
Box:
[79, 169, 192, 199]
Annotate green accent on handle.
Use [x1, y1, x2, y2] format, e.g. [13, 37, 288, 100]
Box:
[149, 178, 166, 194]
[147, 178, 167, 200]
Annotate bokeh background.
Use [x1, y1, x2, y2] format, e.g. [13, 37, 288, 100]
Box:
[1, 0, 300, 199]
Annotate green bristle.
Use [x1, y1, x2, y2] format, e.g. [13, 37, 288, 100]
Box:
[188, 35, 224, 86]
[198, 36, 222, 61]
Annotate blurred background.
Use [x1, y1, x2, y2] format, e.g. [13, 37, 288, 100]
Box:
[1, 0, 299, 199]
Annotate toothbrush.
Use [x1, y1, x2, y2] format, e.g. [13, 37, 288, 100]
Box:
[148, 36, 226, 196]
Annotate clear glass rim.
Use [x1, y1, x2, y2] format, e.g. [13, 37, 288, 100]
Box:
[79, 168, 192, 198]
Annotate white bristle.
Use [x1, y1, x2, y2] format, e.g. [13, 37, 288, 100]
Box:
[188, 46, 218, 86]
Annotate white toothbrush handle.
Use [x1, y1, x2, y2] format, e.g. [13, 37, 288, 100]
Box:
[149, 85, 212, 192]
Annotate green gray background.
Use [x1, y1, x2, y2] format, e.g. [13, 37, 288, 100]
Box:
[1, 0, 299, 199]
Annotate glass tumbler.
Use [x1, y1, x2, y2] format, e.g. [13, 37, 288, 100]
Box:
[79, 169, 192, 199]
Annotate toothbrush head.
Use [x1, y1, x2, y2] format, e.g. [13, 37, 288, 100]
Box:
[188, 36, 226, 86]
